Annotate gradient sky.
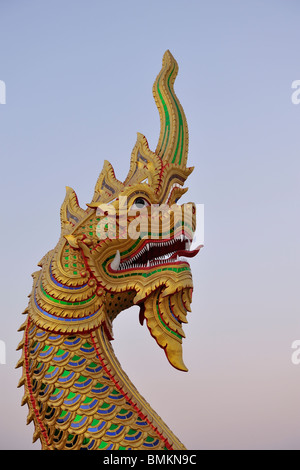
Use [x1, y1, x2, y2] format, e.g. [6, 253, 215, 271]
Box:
[0, 0, 299, 450]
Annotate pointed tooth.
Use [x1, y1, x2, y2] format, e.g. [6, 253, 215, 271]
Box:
[111, 250, 120, 270]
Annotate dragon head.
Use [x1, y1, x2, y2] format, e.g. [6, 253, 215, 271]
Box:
[34, 51, 201, 373]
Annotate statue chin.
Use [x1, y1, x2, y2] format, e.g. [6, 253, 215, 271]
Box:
[142, 287, 190, 372]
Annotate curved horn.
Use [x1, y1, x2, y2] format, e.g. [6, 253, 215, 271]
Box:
[153, 50, 189, 168]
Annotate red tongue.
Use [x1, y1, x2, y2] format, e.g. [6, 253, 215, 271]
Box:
[170, 245, 203, 259]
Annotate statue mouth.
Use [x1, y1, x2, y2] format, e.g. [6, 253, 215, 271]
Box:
[109, 237, 202, 272]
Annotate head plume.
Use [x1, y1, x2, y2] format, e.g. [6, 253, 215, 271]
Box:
[89, 50, 192, 207]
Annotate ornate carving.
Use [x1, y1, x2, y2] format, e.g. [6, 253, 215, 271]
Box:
[17, 51, 202, 450]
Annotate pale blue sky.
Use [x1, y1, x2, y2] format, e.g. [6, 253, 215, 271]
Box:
[0, 0, 299, 449]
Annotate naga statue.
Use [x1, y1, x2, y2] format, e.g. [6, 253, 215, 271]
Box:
[16, 50, 202, 450]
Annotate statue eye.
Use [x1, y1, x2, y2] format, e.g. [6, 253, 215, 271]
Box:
[132, 197, 149, 210]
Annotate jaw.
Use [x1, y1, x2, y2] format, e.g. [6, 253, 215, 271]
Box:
[78, 235, 201, 371]
[141, 286, 193, 371]
[103, 235, 199, 303]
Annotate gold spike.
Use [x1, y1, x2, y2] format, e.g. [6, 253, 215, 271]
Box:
[16, 338, 25, 351]
[15, 356, 24, 369]
[18, 319, 27, 332]
[123, 133, 162, 191]
[21, 393, 29, 406]
[186, 287, 193, 305]
[60, 186, 87, 234]
[181, 289, 191, 312]
[32, 428, 40, 443]
[90, 160, 124, 205]
[17, 376, 25, 388]
[37, 250, 52, 268]
[27, 410, 35, 425]
[31, 271, 40, 281]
